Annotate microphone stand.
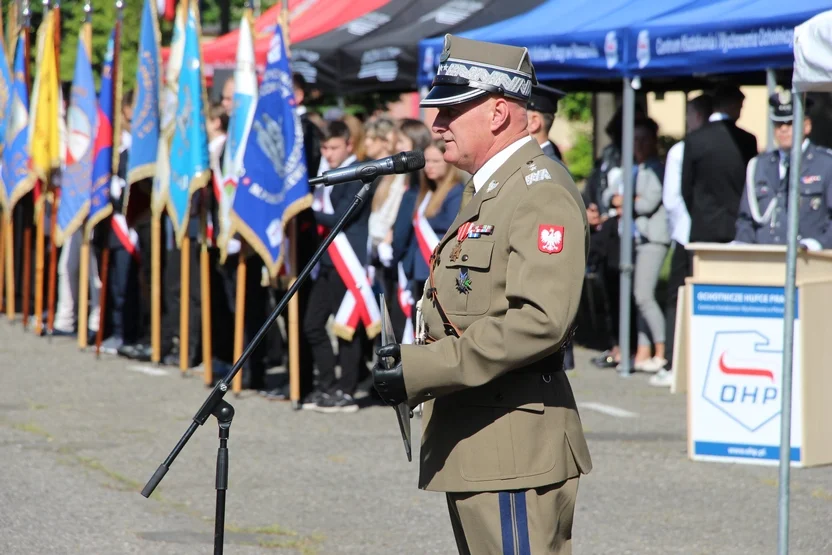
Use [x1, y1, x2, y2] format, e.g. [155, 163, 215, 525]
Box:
[141, 179, 374, 555]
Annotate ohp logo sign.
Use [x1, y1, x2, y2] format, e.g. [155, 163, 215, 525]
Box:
[702, 331, 782, 432]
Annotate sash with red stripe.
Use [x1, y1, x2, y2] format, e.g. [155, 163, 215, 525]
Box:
[314, 184, 381, 341]
[397, 262, 414, 344]
[413, 191, 440, 267]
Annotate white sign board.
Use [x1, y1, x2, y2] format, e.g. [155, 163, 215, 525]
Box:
[689, 284, 802, 466]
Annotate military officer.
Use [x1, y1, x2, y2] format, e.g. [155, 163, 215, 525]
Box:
[527, 83, 566, 161]
[735, 92, 832, 249]
[372, 34, 592, 554]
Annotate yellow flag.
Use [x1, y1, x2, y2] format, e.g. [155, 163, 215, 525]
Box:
[29, 11, 60, 184]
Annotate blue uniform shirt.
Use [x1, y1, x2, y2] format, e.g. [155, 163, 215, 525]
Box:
[735, 141, 832, 249]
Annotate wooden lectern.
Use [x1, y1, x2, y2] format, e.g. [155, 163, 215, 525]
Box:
[674, 243, 832, 467]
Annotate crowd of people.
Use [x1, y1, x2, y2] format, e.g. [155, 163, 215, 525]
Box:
[11, 74, 829, 409]
[580, 84, 832, 388]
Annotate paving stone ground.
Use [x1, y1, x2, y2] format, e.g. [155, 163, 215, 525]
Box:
[1, 321, 830, 554]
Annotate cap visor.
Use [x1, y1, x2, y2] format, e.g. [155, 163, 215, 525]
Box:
[419, 85, 488, 108]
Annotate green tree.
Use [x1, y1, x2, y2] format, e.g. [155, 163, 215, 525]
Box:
[58, 0, 142, 91]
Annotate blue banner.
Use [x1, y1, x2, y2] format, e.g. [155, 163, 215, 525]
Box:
[0, 31, 11, 164]
[56, 30, 96, 246]
[1, 33, 33, 213]
[127, 0, 161, 186]
[168, 0, 210, 245]
[232, 25, 311, 278]
[87, 30, 116, 235]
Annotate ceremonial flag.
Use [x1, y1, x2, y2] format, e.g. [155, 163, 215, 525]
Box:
[218, 11, 258, 262]
[86, 29, 117, 236]
[29, 11, 60, 188]
[55, 24, 96, 247]
[126, 0, 161, 187]
[153, 0, 186, 217]
[232, 24, 312, 278]
[167, 0, 210, 245]
[0, 33, 33, 214]
[0, 27, 11, 163]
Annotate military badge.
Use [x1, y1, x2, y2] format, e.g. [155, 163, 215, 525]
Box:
[811, 197, 822, 210]
[538, 224, 564, 254]
[486, 180, 500, 193]
[456, 268, 472, 294]
[467, 224, 494, 239]
[450, 222, 472, 261]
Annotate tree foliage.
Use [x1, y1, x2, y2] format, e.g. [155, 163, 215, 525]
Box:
[559, 92, 592, 122]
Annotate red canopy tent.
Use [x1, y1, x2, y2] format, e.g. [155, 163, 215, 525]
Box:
[163, 0, 391, 83]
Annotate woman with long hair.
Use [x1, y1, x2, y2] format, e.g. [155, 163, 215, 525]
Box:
[391, 139, 464, 337]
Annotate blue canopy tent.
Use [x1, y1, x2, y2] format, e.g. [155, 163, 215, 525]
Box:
[625, 0, 831, 78]
[417, 0, 721, 87]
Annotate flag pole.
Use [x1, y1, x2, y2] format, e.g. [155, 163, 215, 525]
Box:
[96, 0, 123, 356]
[76, 0, 93, 350]
[18, 0, 31, 327]
[200, 188, 212, 384]
[33, 0, 51, 336]
[231, 244, 246, 394]
[280, 1, 301, 407]
[44, 0, 61, 336]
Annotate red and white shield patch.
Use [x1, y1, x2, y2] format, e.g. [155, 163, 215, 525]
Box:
[538, 225, 564, 254]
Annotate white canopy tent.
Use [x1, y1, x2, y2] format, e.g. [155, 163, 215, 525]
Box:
[777, 9, 832, 555]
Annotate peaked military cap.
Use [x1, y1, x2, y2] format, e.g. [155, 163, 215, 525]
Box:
[770, 90, 814, 122]
[527, 84, 566, 115]
[420, 34, 538, 108]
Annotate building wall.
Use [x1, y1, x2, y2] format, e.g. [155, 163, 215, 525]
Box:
[647, 86, 770, 150]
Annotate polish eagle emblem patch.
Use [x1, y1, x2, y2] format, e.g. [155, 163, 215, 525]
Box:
[538, 225, 564, 254]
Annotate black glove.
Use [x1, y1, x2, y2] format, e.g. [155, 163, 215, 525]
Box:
[373, 343, 408, 406]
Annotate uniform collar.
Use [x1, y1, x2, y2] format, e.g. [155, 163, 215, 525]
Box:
[472, 136, 532, 193]
[779, 139, 810, 159]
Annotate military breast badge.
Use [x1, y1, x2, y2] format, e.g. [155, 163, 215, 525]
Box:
[456, 268, 472, 294]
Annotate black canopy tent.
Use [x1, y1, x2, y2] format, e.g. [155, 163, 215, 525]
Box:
[337, 0, 548, 95]
[290, 0, 418, 93]
[291, 0, 547, 96]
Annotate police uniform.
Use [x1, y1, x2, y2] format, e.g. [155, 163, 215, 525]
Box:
[736, 93, 832, 249]
[373, 35, 592, 554]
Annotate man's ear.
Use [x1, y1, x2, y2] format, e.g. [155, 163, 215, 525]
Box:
[490, 97, 511, 132]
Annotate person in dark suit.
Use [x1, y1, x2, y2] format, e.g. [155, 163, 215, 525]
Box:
[302, 121, 374, 413]
[682, 85, 758, 244]
[527, 83, 566, 161]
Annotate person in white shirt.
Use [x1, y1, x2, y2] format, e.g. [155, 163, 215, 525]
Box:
[650, 93, 713, 387]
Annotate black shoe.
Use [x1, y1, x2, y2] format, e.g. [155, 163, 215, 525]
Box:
[299, 390, 328, 410]
[309, 391, 358, 414]
[50, 328, 76, 338]
[262, 384, 290, 401]
[118, 343, 152, 362]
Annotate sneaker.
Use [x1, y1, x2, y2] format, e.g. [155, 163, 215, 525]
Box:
[633, 356, 667, 373]
[263, 384, 290, 401]
[649, 368, 674, 387]
[310, 391, 359, 414]
[99, 336, 123, 355]
[300, 390, 328, 410]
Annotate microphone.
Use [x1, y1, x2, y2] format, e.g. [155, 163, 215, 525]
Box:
[309, 150, 425, 187]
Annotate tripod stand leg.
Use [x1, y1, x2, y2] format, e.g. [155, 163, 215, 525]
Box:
[213, 400, 234, 555]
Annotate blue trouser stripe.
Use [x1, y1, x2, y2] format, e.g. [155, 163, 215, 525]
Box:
[499, 492, 514, 555]
[514, 491, 531, 555]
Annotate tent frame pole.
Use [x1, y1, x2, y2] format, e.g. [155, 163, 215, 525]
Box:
[618, 77, 635, 377]
[777, 89, 803, 555]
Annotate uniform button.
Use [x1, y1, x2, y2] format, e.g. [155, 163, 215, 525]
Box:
[461, 254, 469, 262]
[495, 393, 504, 402]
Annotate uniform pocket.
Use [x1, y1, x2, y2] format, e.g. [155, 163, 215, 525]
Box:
[444, 240, 494, 316]
[800, 180, 823, 210]
[458, 377, 555, 482]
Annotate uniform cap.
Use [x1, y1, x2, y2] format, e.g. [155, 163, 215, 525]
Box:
[420, 34, 538, 108]
[527, 84, 566, 115]
[769, 90, 813, 123]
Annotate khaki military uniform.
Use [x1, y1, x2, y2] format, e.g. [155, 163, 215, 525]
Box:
[400, 139, 592, 554]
